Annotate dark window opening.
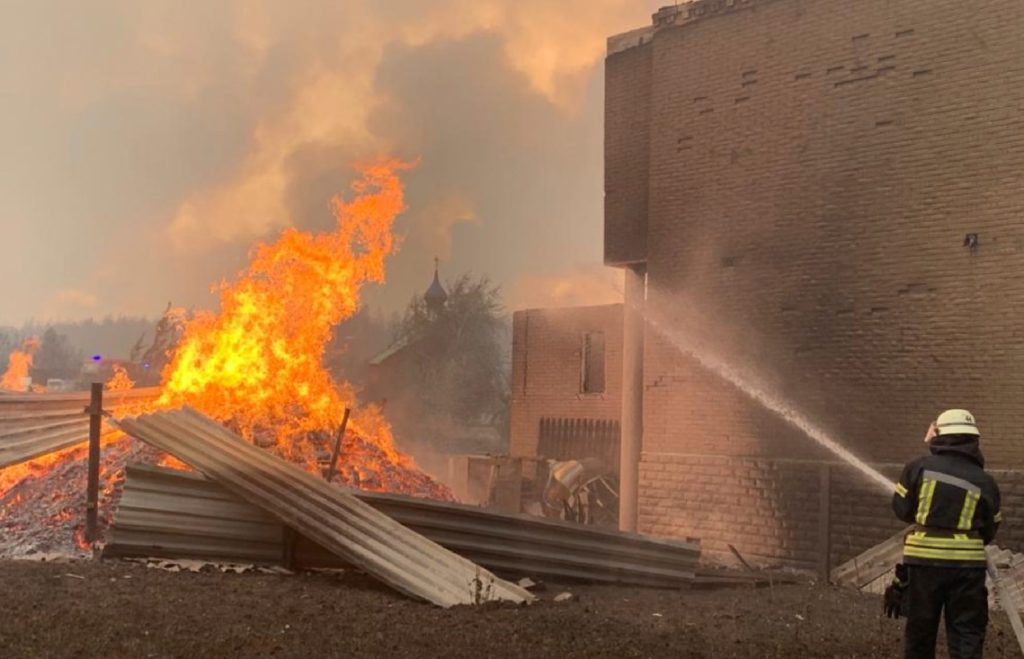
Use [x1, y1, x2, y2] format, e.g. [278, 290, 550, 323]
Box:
[581, 332, 606, 394]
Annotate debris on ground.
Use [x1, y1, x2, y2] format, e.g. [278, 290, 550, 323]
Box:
[117, 408, 532, 607]
[4, 559, 1024, 658]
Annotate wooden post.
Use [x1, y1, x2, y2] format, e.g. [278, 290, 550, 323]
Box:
[85, 382, 103, 545]
[818, 463, 832, 583]
[324, 407, 351, 484]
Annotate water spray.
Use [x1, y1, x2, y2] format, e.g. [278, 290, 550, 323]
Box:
[637, 292, 1024, 649]
[638, 297, 895, 494]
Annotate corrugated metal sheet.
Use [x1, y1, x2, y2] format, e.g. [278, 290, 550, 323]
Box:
[107, 462, 702, 588]
[358, 492, 698, 587]
[115, 407, 533, 607]
[830, 525, 909, 590]
[989, 546, 1024, 610]
[0, 387, 159, 413]
[0, 388, 159, 468]
[108, 464, 285, 565]
[987, 546, 1024, 651]
[832, 528, 1024, 620]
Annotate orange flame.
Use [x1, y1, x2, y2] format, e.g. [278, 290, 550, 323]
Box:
[157, 160, 415, 472]
[0, 443, 82, 494]
[105, 364, 135, 392]
[1, 337, 40, 392]
[0, 160, 450, 558]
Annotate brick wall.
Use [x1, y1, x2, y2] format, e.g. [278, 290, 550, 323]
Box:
[509, 304, 623, 459]
[640, 454, 1024, 571]
[640, 453, 824, 567]
[604, 41, 652, 266]
[828, 463, 907, 568]
[606, 0, 1024, 562]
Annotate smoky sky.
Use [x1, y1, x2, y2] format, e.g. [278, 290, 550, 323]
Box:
[0, 1, 658, 327]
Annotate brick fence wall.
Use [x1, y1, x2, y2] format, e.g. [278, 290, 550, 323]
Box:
[640, 453, 1024, 571]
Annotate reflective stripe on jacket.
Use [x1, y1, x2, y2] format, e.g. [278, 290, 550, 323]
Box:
[892, 437, 1000, 568]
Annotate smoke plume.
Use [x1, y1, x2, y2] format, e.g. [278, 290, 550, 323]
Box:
[0, 1, 662, 324]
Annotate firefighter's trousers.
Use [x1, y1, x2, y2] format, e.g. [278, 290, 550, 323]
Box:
[904, 565, 988, 659]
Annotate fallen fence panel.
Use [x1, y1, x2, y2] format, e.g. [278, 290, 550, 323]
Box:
[115, 407, 532, 607]
[0, 388, 160, 468]
[107, 461, 701, 588]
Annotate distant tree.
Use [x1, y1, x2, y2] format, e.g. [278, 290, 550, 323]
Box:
[0, 329, 16, 373]
[129, 332, 148, 363]
[135, 304, 188, 383]
[392, 275, 508, 427]
[23, 315, 154, 361]
[33, 327, 82, 378]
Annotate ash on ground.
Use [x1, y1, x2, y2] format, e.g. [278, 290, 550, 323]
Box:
[0, 438, 161, 559]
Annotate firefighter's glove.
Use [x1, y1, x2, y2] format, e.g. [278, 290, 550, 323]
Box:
[883, 564, 909, 619]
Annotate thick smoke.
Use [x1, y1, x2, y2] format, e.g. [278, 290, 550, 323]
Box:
[0, 0, 662, 324]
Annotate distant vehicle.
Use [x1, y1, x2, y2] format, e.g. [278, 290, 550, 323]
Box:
[45, 378, 74, 392]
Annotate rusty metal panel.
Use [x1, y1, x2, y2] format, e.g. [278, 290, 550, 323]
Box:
[107, 462, 700, 588]
[115, 407, 533, 607]
[0, 388, 160, 468]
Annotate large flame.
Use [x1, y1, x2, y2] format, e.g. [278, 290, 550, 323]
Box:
[105, 365, 135, 392]
[0, 160, 452, 559]
[1, 337, 40, 392]
[157, 160, 415, 472]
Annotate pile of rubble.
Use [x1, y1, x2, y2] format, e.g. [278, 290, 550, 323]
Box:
[0, 393, 782, 610]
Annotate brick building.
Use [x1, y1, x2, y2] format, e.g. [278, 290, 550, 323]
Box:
[604, 0, 1024, 569]
[509, 304, 623, 472]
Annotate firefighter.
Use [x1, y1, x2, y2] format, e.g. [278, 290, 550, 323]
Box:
[884, 409, 1002, 659]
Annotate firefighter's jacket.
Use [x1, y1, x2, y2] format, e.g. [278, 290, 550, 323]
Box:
[892, 434, 1001, 567]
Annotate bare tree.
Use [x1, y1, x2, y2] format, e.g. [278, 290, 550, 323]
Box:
[33, 327, 82, 379]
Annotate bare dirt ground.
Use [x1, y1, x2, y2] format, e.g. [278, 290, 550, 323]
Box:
[0, 559, 1019, 659]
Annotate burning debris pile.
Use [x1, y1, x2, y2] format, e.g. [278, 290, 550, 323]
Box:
[0, 160, 455, 557]
[291, 427, 453, 500]
[0, 337, 40, 392]
[0, 438, 161, 557]
[151, 159, 442, 492]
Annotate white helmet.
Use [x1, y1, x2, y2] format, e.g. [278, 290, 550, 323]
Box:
[935, 409, 980, 437]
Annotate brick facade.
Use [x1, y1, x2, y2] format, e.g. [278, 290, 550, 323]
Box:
[607, 0, 1024, 564]
[604, 40, 652, 266]
[509, 304, 623, 460]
